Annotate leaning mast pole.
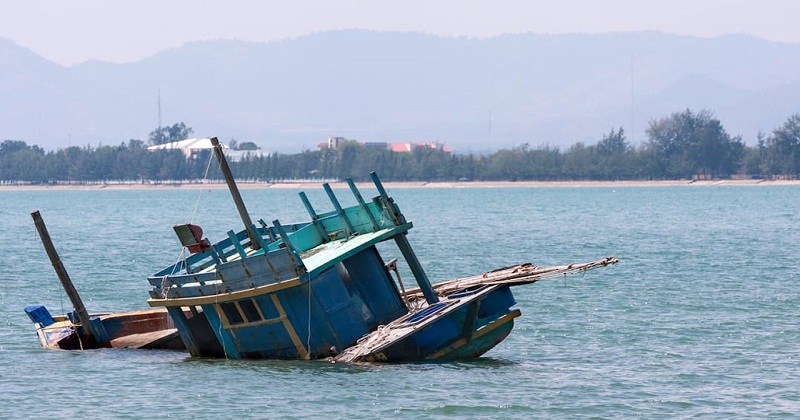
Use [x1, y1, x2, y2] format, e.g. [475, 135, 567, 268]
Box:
[31, 210, 94, 340]
[210, 137, 261, 250]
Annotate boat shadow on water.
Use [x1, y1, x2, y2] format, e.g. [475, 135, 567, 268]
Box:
[176, 354, 519, 374]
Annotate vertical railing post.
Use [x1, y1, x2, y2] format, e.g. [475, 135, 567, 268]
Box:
[299, 192, 329, 242]
[323, 183, 355, 235]
[273, 220, 303, 271]
[347, 178, 380, 231]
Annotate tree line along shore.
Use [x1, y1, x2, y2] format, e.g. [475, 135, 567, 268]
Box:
[3, 179, 800, 192]
[2, 110, 799, 184]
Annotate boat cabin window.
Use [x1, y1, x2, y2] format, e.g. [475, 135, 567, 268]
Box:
[220, 302, 244, 325]
[218, 299, 267, 327]
[239, 300, 262, 323]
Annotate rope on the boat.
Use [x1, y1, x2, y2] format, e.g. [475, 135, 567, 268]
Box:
[306, 280, 312, 360]
[159, 276, 170, 299]
[380, 206, 390, 227]
[73, 325, 84, 351]
[189, 150, 216, 223]
[32, 227, 67, 316]
[161, 248, 187, 298]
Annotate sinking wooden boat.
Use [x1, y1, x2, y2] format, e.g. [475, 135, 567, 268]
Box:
[146, 137, 617, 361]
[24, 211, 185, 351]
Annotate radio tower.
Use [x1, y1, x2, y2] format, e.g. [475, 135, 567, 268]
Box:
[157, 88, 162, 130]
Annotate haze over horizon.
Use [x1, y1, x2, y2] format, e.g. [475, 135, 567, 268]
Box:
[2, 2, 799, 153]
[3, 0, 800, 66]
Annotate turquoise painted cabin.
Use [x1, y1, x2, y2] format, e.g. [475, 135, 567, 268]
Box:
[148, 174, 438, 359]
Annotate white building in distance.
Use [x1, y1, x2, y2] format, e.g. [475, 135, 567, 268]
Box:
[147, 138, 266, 162]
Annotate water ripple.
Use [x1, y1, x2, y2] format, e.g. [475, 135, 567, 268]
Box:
[2, 186, 799, 417]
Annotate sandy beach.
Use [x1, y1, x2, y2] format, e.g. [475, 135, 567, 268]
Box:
[1, 179, 799, 191]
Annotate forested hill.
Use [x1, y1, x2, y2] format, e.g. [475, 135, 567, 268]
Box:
[2, 31, 800, 153]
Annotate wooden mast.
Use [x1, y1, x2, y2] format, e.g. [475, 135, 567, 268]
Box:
[210, 137, 261, 250]
[31, 210, 94, 340]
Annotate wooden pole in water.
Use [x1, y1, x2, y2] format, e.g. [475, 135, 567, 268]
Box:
[210, 137, 261, 250]
[30, 210, 94, 339]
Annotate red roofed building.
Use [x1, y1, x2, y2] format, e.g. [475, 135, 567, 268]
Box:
[319, 137, 453, 153]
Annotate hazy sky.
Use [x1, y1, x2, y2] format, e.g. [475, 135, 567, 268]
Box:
[3, 0, 799, 66]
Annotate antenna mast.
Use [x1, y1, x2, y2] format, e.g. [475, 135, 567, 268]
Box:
[157, 88, 162, 130]
[630, 50, 635, 145]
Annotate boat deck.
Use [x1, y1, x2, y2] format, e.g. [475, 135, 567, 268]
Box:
[108, 329, 180, 349]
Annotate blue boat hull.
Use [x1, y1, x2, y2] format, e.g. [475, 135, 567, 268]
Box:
[161, 249, 409, 359]
[334, 285, 520, 362]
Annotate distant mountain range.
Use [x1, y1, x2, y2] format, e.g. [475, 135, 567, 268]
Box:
[2, 30, 799, 153]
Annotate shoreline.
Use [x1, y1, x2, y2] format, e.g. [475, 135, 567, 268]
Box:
[1, 179, 799, 191]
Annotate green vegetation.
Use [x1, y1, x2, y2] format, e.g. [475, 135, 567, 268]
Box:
[148, 123, 194, 145]
[2, 110, 800, 183]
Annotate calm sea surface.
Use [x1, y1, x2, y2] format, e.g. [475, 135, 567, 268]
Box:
[1, 185, 798, 418]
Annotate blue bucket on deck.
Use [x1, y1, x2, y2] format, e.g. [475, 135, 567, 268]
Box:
[24, 305, 55, 326]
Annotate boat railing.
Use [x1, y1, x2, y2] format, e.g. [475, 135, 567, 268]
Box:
[147, 270, 218, 288]
[292, 175, 404, 241]
[148, 172, 411, 300]
[148, 245, 303, 299]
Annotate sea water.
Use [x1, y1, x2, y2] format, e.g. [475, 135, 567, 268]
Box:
[1, 185, 798, 418]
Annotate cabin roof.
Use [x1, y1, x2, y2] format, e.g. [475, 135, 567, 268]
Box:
[302, 224, 411, 277]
